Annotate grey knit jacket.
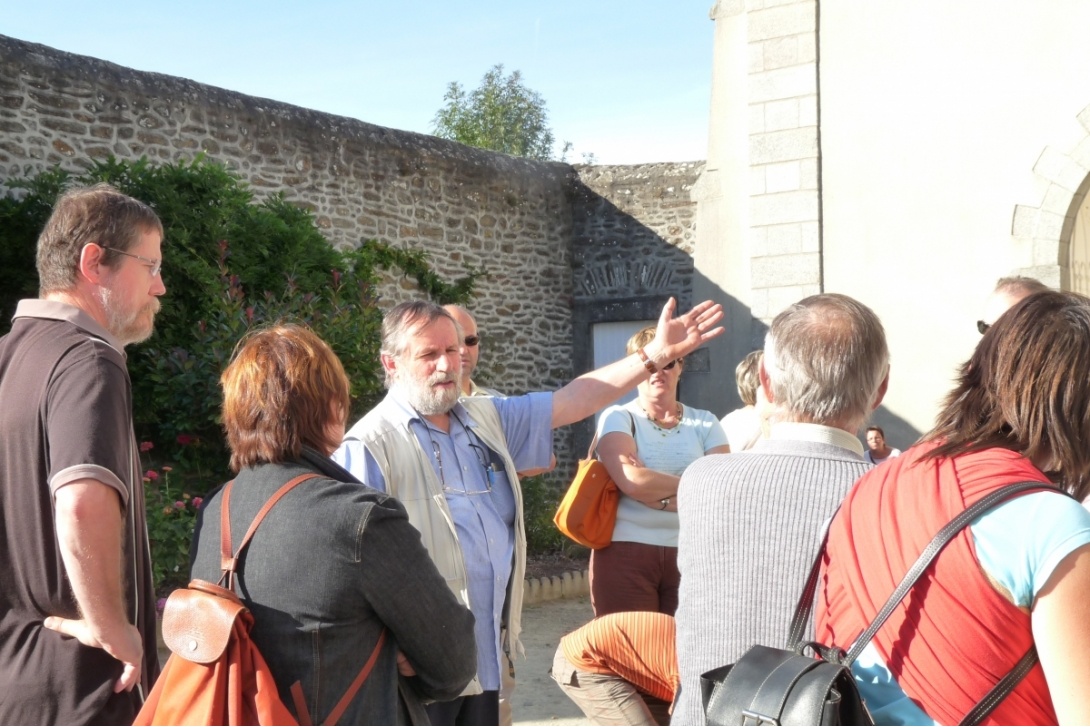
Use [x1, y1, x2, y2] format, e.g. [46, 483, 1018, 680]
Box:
[671, 438, 871, 725]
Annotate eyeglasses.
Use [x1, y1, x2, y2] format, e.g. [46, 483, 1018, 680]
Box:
[976, 320, 990, 335]
[662, 358, 683, 371]
[103, 247, 162, 277]
[430, 439, 498, 496]
[464, 334, 481, 347]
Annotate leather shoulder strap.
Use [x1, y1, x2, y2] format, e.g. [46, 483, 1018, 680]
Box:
[219, 472, 321, 588]
[842, 481, 1055, 664]
[784, 481, 1059, 725]
[290, 629, 388, 726]
[589, 410, 636, 460]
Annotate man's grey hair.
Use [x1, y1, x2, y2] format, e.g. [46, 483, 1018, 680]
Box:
[762, 293, 889, 431]
[380, 300, 454, 388]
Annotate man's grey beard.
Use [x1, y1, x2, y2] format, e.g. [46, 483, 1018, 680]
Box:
[98, 287, 160, 346]
[402, 371, 460, 415]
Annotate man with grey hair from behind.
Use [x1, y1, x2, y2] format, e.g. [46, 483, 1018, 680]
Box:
[671, 293, 890, 725]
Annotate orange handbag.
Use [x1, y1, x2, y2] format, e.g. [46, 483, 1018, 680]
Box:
[553, 414, 633, 549]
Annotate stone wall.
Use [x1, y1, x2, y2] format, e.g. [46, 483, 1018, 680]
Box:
[568, 162, 705, 449]
[0, 34, 706, 478]
[0, 34, 575, 394]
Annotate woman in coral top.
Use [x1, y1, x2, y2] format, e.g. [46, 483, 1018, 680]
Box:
[816, 290, 1090, 725]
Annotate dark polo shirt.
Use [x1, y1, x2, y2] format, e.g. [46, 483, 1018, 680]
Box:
[0, 299, 158, 724]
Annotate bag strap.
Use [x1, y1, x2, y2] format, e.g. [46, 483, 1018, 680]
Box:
[959, 645, 1038, 725]
[587, 410, 637, 460]
[290, 629, 389, 726]
[785, 481, 1054, 724]
[842, 481, 1051, 665]
[219, 472, 321, 590]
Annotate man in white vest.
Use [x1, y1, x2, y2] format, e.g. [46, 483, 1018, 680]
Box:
[334, 297, 722, 725]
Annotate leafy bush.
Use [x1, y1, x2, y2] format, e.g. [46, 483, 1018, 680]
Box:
[521, 473, 586, 557]
[0, 156, 486, 590]
[140, 442, 202, 591]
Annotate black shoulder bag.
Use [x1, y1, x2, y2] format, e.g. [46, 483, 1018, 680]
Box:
[700, 481, 1050, 726]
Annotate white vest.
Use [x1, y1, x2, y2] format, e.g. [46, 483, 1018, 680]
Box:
[343, 395, 527, 691]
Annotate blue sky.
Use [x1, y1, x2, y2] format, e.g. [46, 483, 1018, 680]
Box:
[3, 1, 716, 164]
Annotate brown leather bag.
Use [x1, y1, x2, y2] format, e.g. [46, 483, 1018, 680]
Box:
[135, 473, 386, 726]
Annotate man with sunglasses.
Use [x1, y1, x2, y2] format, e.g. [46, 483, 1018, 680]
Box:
[977, 275, 1049, 335]
[334, 297, 723, 726]
[0, 184, 165, 723]
[444, 304, 502, 398]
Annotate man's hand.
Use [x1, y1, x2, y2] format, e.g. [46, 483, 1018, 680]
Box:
[43, 616, 143, 692]
[550, 298, 725, 429]
[647, 297, 725, 366]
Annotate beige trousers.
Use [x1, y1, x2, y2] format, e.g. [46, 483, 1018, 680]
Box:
[550, 647, 669, 726]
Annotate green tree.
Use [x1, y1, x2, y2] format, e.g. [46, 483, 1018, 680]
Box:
[432, 64, 560, 161]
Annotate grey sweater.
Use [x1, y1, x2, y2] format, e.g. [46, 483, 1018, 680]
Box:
[672, 438, 871, 725]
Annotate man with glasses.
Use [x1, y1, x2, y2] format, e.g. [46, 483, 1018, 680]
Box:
[0, 184, 165, 723]
[334, 298, 723, 726]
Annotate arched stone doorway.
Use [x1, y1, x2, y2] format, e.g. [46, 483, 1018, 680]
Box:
[1069, 181, 1090, 295]
[1011, 103, 1090, 291]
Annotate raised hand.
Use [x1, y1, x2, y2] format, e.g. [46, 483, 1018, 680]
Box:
[650, 297, 725, 364]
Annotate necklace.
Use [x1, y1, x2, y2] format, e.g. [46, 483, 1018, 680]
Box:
[639, 402, 683, 435]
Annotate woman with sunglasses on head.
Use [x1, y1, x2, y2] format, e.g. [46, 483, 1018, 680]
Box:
[816, 290, 1090, 725]
[590, 325, 730, 617]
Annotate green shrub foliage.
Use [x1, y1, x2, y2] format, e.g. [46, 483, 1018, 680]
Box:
[0, 156, 488, 590]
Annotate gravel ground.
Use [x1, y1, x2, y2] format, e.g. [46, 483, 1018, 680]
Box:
[512, 596, 595, 726]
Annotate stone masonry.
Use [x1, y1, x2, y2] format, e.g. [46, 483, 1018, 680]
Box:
[0, 33, 705, 477]
[744, 0, 823, 321]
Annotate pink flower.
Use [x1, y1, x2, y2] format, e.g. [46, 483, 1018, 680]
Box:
[174, 501, 186, 510]
[144, 469, 159, 481]
[161, 465, 173, 473]
[139, 441, 154, 452]
[176, 434, 194, 446]
[192, 497, 204, 508]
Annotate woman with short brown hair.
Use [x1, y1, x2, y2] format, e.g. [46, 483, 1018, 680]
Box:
[190, 324, 476, 724]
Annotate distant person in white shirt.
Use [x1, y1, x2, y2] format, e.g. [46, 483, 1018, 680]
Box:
[719, 350, 764, 452]
[864, 426, 901, 465]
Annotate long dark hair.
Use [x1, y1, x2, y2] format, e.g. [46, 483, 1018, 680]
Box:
[926, 290, 1090, 499]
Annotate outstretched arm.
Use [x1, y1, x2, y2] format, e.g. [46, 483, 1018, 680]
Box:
[551, 298, 724, 429]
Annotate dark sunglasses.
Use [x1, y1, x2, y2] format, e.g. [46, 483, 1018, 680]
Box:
[976, 320, 990, 335]
[464, 334, 481, 347]
[662, 358, 683, 371]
